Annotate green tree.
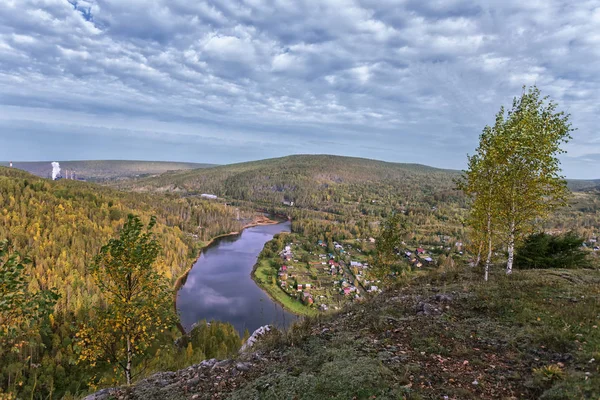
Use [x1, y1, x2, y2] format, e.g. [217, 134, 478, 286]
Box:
[460, 86, 572, 277]
[371, 213, 409, 284]
[0, 239, 58, 396]
[493, 86, 572, 274]
[457, 115, 503, 281]
[77, 215, 176, 385]
[515, 232, 589, 269]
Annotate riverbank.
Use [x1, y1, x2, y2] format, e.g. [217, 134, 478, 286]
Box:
[251, 258, 319, 317]
[173, 214, 282, 334]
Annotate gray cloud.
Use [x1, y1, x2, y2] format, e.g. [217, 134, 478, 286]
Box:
[0, 0, 598, 177]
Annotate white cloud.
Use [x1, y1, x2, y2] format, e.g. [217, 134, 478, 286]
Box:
[0, 0, 598, 177]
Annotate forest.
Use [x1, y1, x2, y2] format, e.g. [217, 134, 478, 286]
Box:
[1, 148, 599, 398]
[0, 167, 250, 398]
[120, 154, 600, 257]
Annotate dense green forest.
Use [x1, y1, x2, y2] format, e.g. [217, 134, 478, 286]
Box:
[0, 167, 250, 398]
[117, 155, 465, 213]
[121, 154, 600, 255]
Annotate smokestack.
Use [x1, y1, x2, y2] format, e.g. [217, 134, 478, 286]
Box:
[9, 161, 12, 168]
[51, 162, 61, 180]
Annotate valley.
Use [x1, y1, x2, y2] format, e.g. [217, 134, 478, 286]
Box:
[1, 155, 599, 399]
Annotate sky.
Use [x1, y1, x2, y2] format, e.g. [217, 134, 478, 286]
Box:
[0, 0, 599, 178]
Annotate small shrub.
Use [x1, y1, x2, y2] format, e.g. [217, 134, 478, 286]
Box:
[533, 364, 566, 385]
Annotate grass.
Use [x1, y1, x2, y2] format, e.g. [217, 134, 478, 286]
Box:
[253, 259, 319, 317]
[232, 266, 600, 399]
[107, 264, 600, 399]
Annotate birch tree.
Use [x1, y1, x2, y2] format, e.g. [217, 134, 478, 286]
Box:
[458, 114, 503, 281]
[493, 86, 572, 274]
[77, 215, 176, 385]
[461, 86, 572, 277]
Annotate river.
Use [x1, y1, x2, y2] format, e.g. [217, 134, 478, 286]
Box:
[176, 221, 298, 335]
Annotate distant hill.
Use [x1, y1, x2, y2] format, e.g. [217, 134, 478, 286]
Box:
[120, 155, 464, 213]
[0, 160, 214, 182]
[567, 178, 600, 192]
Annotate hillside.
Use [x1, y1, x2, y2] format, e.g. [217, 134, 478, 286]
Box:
[0, 167, 254, 398]
[119, 154, 600, 252]
[567, 179, 600, 192]
[87, 267, 600, 400]
[119, 155, 465, 216]
[1, 160, 213, 182]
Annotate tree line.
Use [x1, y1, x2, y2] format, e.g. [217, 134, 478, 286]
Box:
[0, 170, 250, 398]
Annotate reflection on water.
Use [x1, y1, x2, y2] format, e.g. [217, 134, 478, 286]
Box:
[177, 221, 297, 335]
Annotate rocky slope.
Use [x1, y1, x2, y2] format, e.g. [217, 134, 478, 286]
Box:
[86, 267, 600, 399]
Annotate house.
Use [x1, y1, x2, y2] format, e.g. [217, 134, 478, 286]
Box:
[302, 292, 313, 304]
[368, 285, 378, 292]
[423, 257, 433, 263]
[405, 251, 412, 258]
[369, 237, 376, 243]
[320, 304, 329, 311]
[297, 284, 303, 292]
[416, 247, 425, 255]
[278, 272, 288, 280]
[343, 287, 351, 295]
[350, 261, 363, 268]
[200, 194, 218, 200]
[305, 283, 311, 290]
[415, 262, 423, 268]
[283, 200, 294, 206]
[280, 281, 287, 287]
[281, 265, 288, 271]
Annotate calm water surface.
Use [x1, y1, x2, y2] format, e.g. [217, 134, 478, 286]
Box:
[177, 221, 297, 335]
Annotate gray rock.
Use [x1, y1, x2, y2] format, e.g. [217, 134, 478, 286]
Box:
[435, 294, 453, 302]
[239, 325, 272, 353]
[211, 359, 231, 370]
[83, 388, 113, 400]
[199, 358, 218, 368]
[236, 362, 252, 371]
[416, 302, 440, 315]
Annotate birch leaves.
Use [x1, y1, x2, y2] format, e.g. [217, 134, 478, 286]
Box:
[460, 86, 572, 279]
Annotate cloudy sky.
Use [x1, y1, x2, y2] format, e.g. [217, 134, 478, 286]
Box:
[0, 0, 599, 178]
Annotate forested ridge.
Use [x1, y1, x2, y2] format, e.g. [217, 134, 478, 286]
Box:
[117, 155, 465, 213]
[2, 161, 213, 182]
[120, 154, 600, 253]
[0, 167, 251, 398]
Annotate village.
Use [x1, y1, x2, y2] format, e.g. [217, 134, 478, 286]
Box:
[262, 234, 447, 313]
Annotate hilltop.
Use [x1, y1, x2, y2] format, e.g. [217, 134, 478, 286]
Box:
[118, 154, 598, 206]
[1, 160, 213, 182]
[117, 155, 465, 213]
[87, 267, 600, 399]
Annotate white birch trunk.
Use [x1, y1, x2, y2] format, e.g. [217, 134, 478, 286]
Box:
[506, 219, 515, 275]
[475, 242, 482, 267]
[126, 335, 132, 385]
[484, 213, 492, 281]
